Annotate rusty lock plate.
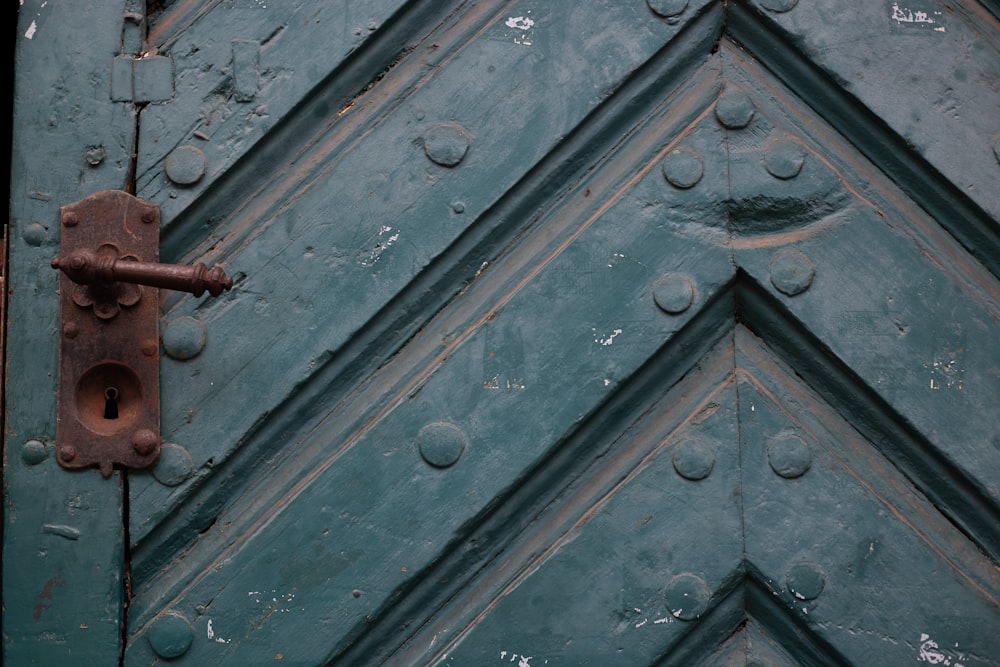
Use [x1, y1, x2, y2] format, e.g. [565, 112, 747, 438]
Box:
[52, 190, 232, 476]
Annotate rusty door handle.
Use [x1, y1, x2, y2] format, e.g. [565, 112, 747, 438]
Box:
[52, 189, 235, 476]
[52, 248, 233, 297]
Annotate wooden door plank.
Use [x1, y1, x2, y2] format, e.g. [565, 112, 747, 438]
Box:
[3, 1, 136, 663]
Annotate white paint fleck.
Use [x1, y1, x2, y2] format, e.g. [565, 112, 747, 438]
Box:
[207, 619, 231, 644]
[500, 652, 507, 660]
[653, 616, 673, 625]
[604, 379, 611, 386]
[890, 2, 941, 24]
[918, 633, 965, 666]
[519, 657, 533, 667]
[24, 20, 37, 39]
[505, 16, 535, 30]
[634, 619, 648, 628]
[593, 328, 623, 346]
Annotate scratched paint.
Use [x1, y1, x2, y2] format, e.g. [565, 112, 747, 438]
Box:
[497, 650, 549, 666]
[917, 633, 966, 666]
[503, 13, 535, 46]
[593, 327, 623, 346]
[889, 2, 946, 31]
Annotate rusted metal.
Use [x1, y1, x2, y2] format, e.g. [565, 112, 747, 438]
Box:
[52, 190, 232, 475]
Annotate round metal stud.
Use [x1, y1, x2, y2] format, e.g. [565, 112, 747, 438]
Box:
[715, 92, 756, 129]
[647, 0, 688, 22]
[147, 611, 194, 659]
[162, 316, 207, 361]
[768, 433, 812, 478]
[764, 138, 807, 179]
[132, 429, 159, 456]
[665, 573, 712, 620]
[418, 422, 467, 468]
[653, 273, 695, 314]
[769, 248, 815, 296]
[423, 123, 471, 167]
[22, 222, 48, 247]
[21, 440, 49, 465]
[661, 147, 704, 189]
[759, 0, 799, 12]
[153, 443, 195, 487]
[672, 438, 715, 481]
[62, 212, 79, 227]
[85, 145, 106, 167]
[165, 145, 207, 185]
[63, 322, 80, 339]
[59, 445, 77, 463]
[785, 562, 826, 600]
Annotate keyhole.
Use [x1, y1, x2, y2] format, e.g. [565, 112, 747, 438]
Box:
[104, 387, 120, 420]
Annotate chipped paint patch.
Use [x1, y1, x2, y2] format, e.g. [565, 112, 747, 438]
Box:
[593, 327, 623, 347]
[24, 20, 37, 39]
[502, 12, 535, 46]
[361, 225, 400, 267]
[207, 619, 231, 644]
[917, 632, 966, 666]
[889, 1, 945, 31]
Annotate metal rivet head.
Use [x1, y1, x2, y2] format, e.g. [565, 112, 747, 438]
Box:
[715, 91, 756, 129]
[665, 573, 712, 620]
[423, 123, 471, 167]
[418, 422, 467, 468]
[84, 146, 106, 167]
[153, 443, 194, 487]
[165, 145, 207, 185]
[451, 201, 465, 214]
[62, 212, 79, 227]
[785, 562, 826, 600]
[672, 438, 715, 481]
[653, 273, 695, 314]
[141, 208, 157, 224]
[162, 316, 207, 360]
[764, 138, 808, 179]
[661, 147, 704, 189]
[769, 248, 815, 296]
[647, 0, 688, 22]
[760, 0, 799, 12]
[21, 440, 49, 465]
[22, 222, 48, 247]
[132, 429, 159, 456]
[768, 433, 812, 478]
[63, 322, 80, 339]
[141, 339, 159, 357]
[59, 445, 77, 463]
[147, 611, 193, 659]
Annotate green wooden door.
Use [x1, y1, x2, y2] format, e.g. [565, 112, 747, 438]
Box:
[6, 1, 1000, 665]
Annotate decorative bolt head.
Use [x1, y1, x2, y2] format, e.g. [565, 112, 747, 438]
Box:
[653, 273, 695, 314]
[769, 248, 815, 296]
[62, 212, 79, 227]
[672, 437, 715, 481]
[768, 433, 812, 478]
[147, 611, 194, 659]
[661, 147, 704, 189]
[141, 339, 159, 357]
[764, 138, 808, 180]
[165, 145, 207, 186]
[785, 562, 826, 600]
[647, 0, 688, 22]
[418, 422, 467, 468]
[132, 429, 159, 456]
[152, 443, 194, 487]
[141, 208, 156, 224]
[63, 322, 80, 339]
[665, 573, 712, 620]
[59, 445, 77, 463]
[760, 0, 799, 12]
[162, 316, 207, 361]
[423, 123, 471, 167]
[21, 440, 49, 465]
[715, 91, 756, 129]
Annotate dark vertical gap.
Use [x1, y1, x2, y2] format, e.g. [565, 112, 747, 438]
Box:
[1, 0, 19, 625]
[118, 6, 148, 664]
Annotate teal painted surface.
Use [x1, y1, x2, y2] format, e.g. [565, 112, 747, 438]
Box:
[3, 1, 134, 663]
[6, 0, 999, 665]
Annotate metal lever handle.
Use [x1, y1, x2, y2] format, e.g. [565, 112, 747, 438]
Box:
[52, 248, 233, 297]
